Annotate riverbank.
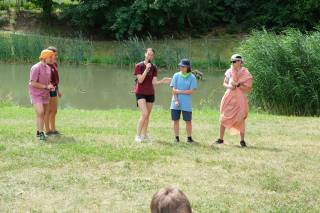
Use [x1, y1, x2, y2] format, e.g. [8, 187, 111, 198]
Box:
[0, 31, 240, 69]
[0, 104, 319, 212]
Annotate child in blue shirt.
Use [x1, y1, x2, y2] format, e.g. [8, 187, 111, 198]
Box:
[170, 58, 198, 143]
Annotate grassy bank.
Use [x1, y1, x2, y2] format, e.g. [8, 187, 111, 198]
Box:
[0, 104, 319, 212]
[0, 32, 235, 69]
[0, 31, 93, 64]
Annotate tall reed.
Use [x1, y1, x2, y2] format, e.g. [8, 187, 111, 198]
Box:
[239, 29, 320, 116]
[114, 36, 228, 70]
[0, 32, 93, 64]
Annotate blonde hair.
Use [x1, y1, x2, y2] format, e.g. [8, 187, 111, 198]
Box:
[150, 187, 192, 213]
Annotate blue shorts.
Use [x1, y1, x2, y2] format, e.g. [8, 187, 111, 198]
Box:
[171, 109, 192, 121]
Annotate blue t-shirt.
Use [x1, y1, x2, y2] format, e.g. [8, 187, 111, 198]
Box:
[170, 72, 197, 112]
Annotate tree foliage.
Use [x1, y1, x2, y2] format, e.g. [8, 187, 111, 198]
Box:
[59, 0, 320, 39]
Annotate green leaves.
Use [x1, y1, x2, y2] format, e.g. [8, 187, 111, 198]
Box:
[239, 29, 320, 116]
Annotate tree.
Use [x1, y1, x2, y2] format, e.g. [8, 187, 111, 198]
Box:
[62, 0, 320, 39]
[29, 0, 53, 18]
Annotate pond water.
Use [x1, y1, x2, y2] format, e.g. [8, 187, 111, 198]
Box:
[0, 63, 226, 110]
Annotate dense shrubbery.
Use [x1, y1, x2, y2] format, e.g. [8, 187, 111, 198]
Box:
[61, 0, 320, 39]
[240, 29, 320, 116]
[3, 1, 320, 39]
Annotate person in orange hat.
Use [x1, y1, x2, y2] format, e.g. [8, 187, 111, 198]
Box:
[28, 49, 55, 141]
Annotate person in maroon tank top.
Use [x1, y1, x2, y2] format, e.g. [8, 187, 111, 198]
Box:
[44, 46, 62, 136]
[134, 48, 171, 142]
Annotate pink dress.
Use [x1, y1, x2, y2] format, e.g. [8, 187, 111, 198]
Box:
[220, 67, 253, 134]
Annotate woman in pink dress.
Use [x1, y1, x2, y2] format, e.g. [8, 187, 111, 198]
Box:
[213, 54, 253, 147]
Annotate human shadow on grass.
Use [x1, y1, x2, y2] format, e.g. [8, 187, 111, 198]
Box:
[45, 135, 77, 144]
[154, 139, 282, 152]
[230, 144, 283, 152]
[153, 139, 220, 150]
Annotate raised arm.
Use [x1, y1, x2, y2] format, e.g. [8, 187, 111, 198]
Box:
[136, 63, 151, 84]
[223, 77, 236, 90]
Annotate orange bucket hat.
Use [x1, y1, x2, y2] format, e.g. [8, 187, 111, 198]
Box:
[39, 49, 55, 60]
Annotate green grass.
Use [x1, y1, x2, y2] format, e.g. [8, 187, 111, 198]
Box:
[0, 105, 319, 212]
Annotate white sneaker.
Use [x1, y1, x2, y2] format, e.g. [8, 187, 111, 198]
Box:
[135, 135, 143, 143]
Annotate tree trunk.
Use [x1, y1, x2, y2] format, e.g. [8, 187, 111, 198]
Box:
[42, 0, 53, 19]
[16, 0, 21, 12]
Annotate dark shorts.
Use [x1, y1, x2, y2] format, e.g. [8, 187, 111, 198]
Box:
[50, 87, 58, 97]
[136, 94, 155, 106]
[171, 109, 192, 121]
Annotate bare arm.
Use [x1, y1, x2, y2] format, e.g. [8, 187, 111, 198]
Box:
[152, 76, 172, 85]
[172, 88, 180, 107]
[136, 70, 149, 84]
[29, 81, 54, 90]
[239, 83, 252, 92]
[173, 88, 195, 95]
[223, 77, 236, 90]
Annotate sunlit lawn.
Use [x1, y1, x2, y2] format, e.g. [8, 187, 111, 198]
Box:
[0, 105, 319, 212]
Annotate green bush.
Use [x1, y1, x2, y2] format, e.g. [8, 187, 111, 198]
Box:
[22, 2, 38, 10]
[63, 0, 320, 39]
[0, 10, 9, 27]
[239, 29, 320, 116]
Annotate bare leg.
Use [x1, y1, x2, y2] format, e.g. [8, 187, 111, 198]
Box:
[137, 99, 149, 136]
[44, 102, 50, 132]
[173, 120, 179, 137]
[186, 121, 192, 137]
[34, 103, 48, 132]
[141, 102, 153, 136]
[240, 122, 245, 141]
[49, 96, 58, 131]
[240, 132, 245, 141]
[219, 123, 226, 140]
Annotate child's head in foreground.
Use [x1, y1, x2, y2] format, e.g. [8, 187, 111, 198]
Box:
[150, 187, 193, 213]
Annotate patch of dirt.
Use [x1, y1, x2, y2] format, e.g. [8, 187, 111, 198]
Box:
[1, 10, 75, 37]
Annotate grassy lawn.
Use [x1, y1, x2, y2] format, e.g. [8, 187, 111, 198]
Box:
[0, 104, 319, 212]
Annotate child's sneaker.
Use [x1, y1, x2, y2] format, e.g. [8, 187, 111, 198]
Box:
[213, 138, 224, 145]
[187, 137, 195, 143]
[174, 136, 180, 143]
[46, 131, 53, 136]
[52, 130, 62, 135]
[135, 135, 143, 143]
[39, 132, 46, 141]
[240, 140, 247, 147]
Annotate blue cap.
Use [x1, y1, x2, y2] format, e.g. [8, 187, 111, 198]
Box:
[178, 58, 191, 68]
